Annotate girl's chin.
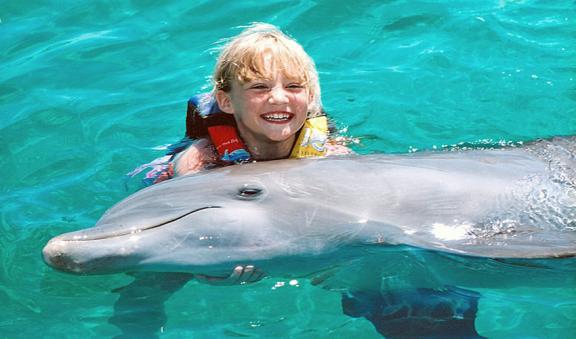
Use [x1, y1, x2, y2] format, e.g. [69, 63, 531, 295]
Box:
[261, 134, 294, 143]
[257, 125, 298, 141]
[260, 130, 297, 143]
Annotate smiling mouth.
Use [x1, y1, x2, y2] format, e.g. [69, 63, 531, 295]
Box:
[261, 112, 293, 123]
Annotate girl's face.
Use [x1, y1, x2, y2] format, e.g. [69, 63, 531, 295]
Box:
[216, 72, 310, 144]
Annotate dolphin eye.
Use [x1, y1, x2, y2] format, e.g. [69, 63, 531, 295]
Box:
[237, 186, 263, 199]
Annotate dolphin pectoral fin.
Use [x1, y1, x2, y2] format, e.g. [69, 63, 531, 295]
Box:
[109, 272, 193, 338]
[342, 286, 485, 338]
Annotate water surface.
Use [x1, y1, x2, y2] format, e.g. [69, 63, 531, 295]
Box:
[1, 0, 575, 337]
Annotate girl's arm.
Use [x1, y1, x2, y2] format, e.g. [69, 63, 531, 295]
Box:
[325, 141, 354, 156]
[173, 138, 218, 176]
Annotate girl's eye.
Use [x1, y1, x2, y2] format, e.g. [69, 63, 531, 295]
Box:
[287, 83, 304, 89]
[249, 83, 269, 90]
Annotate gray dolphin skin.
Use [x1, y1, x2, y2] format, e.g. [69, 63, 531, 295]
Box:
[42, 137, 576, 278]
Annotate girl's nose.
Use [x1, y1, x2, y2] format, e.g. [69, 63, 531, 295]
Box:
[268, 87, 289, 104]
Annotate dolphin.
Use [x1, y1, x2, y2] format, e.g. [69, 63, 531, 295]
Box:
[41, 136, 576, 338]
[42, 136, 576, 279]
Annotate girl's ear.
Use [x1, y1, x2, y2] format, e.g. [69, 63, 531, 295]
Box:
[215, 90, 235, 114]
[307, 89, 315, 111]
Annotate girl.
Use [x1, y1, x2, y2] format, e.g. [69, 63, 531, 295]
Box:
[130, 23, 351, 186]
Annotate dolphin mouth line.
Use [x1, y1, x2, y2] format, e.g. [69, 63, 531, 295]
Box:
[65, 206, 222, 241]
[147, 205, 222, 230]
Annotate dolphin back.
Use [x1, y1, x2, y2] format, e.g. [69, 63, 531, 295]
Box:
[365, 136, 576, 259]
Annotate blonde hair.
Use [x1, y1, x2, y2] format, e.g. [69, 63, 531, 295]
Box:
[212, 23, 322, 115]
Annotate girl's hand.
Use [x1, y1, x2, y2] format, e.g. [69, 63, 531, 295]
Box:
[194, 265, 265, 286]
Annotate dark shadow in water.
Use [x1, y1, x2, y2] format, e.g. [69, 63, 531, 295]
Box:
[342, 286, 485, 338]
[109, 272, 193, 339]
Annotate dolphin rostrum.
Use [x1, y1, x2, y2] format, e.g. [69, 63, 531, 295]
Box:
[43, 137, 576, 278]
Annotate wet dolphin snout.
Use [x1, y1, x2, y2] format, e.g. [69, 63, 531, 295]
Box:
[42, 238, 79, 273]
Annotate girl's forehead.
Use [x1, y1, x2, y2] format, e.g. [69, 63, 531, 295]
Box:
[236, 53, 307, 82]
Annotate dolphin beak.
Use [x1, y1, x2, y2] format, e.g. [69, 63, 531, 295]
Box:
[42, 206, 223, 274]
[42, 236, 94, 274]
[42, 234, 138, 274]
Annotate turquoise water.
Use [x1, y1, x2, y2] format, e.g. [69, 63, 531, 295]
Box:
[1, 0, 575, 337]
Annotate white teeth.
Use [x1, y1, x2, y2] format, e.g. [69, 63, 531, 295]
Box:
[263, 113, 291, 121]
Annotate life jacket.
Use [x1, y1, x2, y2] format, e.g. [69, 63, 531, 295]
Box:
[127, 94, 333, 187]
[185, 93, 330, 164]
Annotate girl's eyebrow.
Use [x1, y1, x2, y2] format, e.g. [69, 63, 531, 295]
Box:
[245, 78, 271, 83]
[243, 80, 268, 87]
[243, 75, 305, 84]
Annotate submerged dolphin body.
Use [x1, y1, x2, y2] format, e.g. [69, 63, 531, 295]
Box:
[43, 137, 576, 277]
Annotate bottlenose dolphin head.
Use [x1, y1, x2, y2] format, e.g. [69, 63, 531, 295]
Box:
[42, 159, 363, 276]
